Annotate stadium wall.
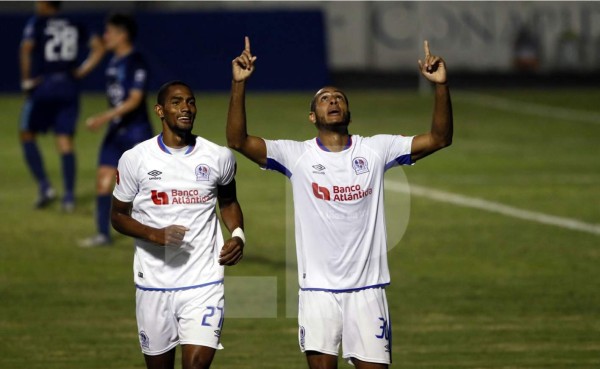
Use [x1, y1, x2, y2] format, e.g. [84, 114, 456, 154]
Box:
[140, 1, 600, 73]
[3, 2, 600, 91]
[0, 10, 328, 92]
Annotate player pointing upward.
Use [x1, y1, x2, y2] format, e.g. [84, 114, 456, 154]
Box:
[227, 37, 452, 368]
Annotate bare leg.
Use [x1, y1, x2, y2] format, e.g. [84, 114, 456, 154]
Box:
[306, 351, 338, 369]
[350, 357, 388, 369]
[144, 347, 176, 369]
[181, 344, 216, 369]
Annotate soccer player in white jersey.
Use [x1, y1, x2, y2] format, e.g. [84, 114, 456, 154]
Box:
[226, 38, 452, 368]
[111, 80, 245, 369]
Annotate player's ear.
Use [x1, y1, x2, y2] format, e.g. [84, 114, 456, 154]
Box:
[309, 112, 316, 124]
[154, 104, 164, 119]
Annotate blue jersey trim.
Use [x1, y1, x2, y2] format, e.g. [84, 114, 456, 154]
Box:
[384, 154, 412, 171]
[266, 158, 292, 178]
[135, 279, 223, 292]
[300, 282, 389, 293]
[316, 135, 352, 152]
[157, 133, 195, 155]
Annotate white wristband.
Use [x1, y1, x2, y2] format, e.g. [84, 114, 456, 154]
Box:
[21, 79, 35, 91]
[232, 227, 245, 244]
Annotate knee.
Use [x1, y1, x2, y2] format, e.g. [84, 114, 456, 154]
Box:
[182, 346, 215, 369]
[306, 351, 338, 369]
[56, 135, 74, 153]
[184, 355, 213, 369]
[96, 168, 116, 194]
[20, 131, 35, 143]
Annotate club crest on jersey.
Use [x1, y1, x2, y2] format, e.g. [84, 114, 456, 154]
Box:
[352, 157, 369, 175]
[299, 326, 306, 350]
[139, 331, 150, 349]
[195, 164, 210, 181]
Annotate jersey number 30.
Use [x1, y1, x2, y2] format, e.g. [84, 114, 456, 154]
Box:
[44, 24, 78, 62]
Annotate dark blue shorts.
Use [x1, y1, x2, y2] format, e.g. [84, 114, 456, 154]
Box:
[99, 122, 154, 167]
[19, 74, 80, 136]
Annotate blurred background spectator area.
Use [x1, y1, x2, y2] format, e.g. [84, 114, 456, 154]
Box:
[2, 1, 600, 91]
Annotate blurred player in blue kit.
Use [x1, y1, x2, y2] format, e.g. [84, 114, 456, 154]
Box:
[19, 1, 104, 210]
[79, 13, 154, 247]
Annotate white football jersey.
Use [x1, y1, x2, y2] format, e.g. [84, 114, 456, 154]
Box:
[113, 134, 236, 290]
[265, 134, 413, 291]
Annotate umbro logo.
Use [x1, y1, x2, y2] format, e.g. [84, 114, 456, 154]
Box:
[312, 164, 326, 175]
[148, 170, 162, 180]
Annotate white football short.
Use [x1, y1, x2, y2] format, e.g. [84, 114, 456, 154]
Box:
[135, 282, 225, 355]
[298, 287, 391, 365]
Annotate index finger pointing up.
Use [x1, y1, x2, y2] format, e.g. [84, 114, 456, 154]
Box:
[424, 40, 430, 57]
[245, 36, 251, 52]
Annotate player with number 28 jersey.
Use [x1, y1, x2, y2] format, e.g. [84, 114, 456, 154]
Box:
[19, 1, 104, 211]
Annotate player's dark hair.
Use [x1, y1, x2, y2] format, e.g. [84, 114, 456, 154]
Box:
[46, 1, 62, 10]
[157, 80, 193, 106]
[106, 13, 138, 42]
[310, 88, 350, 113]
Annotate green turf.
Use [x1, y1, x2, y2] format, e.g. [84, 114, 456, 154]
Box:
[0, 88, 599, 368]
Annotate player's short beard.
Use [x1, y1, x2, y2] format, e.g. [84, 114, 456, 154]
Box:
[314, 113, 350, 133]
[165, 118, 194, 136]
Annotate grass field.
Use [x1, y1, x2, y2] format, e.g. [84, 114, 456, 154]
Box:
[0, 87, 599, 368]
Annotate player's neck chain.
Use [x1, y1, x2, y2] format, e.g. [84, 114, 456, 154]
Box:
[157, 133, 195, 155]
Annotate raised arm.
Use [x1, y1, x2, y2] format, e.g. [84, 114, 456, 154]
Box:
[410, 40, 453, 162]
[226, 36, 267, 166]
[216, 179, 244, 266]
[73, 34, 106, 80]
[111, 196, 189, 247]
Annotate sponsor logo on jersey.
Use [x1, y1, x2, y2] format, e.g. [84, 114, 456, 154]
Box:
[150, 189, 211, 205]
[195, 164, 210, 181]
[352, 157, 369, 175]
[312, 182, 372, 202]
[151, 190, 169, 205]
[312, 183, 330, 200]
[214, 329, 221, 338]
[148, 170, 162, 180]
[139, 330, 150, 349]
[150, 190, 169, 205]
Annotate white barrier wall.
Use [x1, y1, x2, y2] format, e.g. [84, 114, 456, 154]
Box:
[325, 1, 600, 71]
